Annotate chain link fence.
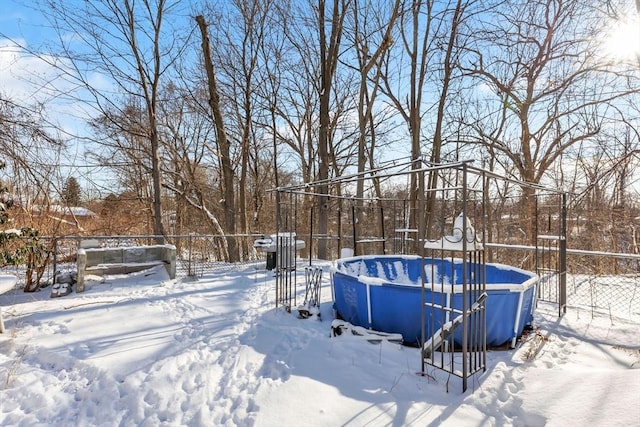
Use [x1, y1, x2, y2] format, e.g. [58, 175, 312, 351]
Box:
[487, 243, 639, 321]
[2, 234, 638, 322]
[49, 234, 291, 280]
[564, 250, 640, 320]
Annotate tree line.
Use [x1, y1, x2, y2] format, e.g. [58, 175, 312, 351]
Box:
[0, 0, 639, 262]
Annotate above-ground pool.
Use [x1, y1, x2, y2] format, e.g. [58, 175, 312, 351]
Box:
[331, 255, 538, 347]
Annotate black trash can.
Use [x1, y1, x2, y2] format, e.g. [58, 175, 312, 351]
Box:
[266, 251, 276, 270]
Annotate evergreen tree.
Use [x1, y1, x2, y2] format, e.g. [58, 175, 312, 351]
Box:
[61, 177, 81, 206]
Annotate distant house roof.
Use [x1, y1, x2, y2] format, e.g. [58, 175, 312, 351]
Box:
[0, 228, 21, 235]
[31, 205, 97, 217]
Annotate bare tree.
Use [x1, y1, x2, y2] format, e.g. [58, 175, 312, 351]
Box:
[346, 0, 401, 246]
[458, 0, 639, 242]
[0, 97, 62, 207]
[422, 0, 477, 237]
[90, 102, 159, 234]
[38, 0, 192, 241]
[378, 0, 476, 241]
[313, 0, 350, 259]
[265, 0, 358, 256]
[196, 14, 239, 262]
[206, 0, 281, 255]
[380, 0, 430, 240]
[155, 82, 228, 239]
[0, 97, 62, 291]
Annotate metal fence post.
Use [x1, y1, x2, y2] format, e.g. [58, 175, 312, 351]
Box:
[559, 193, 567, 315]
[188, 234, 193, 277]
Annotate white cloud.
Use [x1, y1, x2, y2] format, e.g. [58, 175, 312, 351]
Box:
[0, 38, 117, 138]
[0, 38, 62, 102]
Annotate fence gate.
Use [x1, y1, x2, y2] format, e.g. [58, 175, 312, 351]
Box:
[274, 190, 300, 312]
[535, 193, 567, 316]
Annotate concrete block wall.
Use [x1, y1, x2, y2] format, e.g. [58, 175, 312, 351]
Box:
[76, 244, 177, 292]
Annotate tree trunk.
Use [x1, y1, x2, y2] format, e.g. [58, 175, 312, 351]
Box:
[196, 15, 239, 262]
[353, 0, 400, 252]
[316, 0, 347, 259]
[426, 0, 465, 238]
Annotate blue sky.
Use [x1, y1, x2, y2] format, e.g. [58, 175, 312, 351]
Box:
[1, 0, 638, 197]
[0, 1, 53, 46]
[0, 1, 118, 195]
[0, 1, 61, 101]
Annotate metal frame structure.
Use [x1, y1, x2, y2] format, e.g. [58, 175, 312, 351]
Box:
[419, 162, 487, 392]
[272, 158, 567, 392]
[274, 190, 300, 312]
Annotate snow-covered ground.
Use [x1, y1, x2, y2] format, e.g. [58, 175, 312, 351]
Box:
[0, 261, 638, 426]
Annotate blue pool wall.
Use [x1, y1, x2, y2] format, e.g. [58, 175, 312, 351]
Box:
[331, 255, 538, 347]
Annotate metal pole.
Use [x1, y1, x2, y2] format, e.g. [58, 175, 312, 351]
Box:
[461, 163, 469, 392]
[309, 205, 314, 266]
[419, 163, 427, 375]
[559, 193, 567, 315]
[275, 191, 281, 309]
[352, 205, 357, 256]
[380, 205, 386, 254]
[52, 237, 58, 285]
